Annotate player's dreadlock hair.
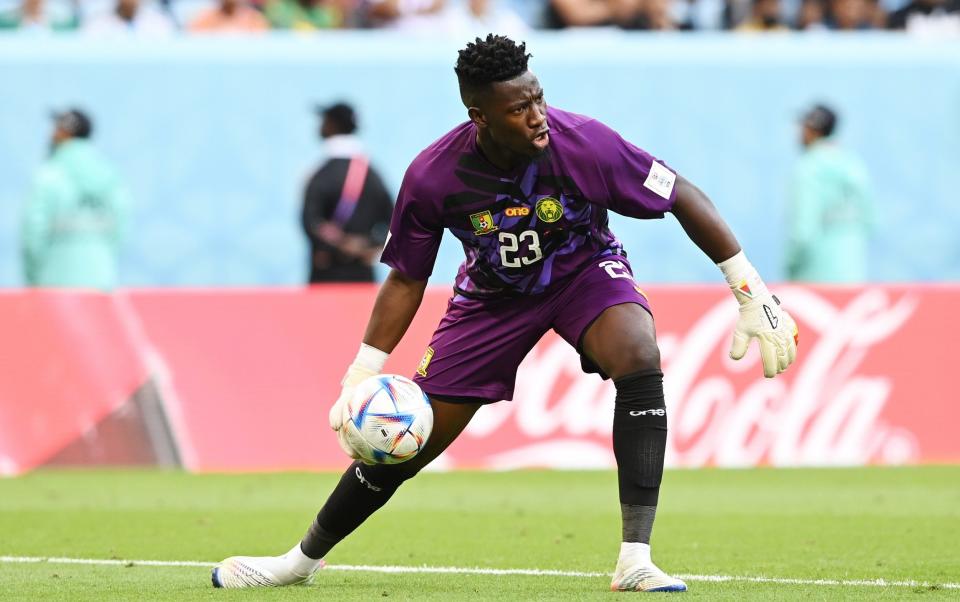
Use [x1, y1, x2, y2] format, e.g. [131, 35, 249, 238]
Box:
[455, 34, 531, 106]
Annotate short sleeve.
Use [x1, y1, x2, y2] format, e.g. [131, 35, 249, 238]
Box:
[379, 174, 443, 281]
[579, 120, 678, 219]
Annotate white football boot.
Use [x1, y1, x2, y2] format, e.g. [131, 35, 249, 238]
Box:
[610, 542, 687, 592]
[211, 543, 324, 588]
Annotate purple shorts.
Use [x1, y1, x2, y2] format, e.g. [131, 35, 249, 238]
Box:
[412, 255, 651, 402]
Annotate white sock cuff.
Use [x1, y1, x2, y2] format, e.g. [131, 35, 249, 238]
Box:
[619, 541, 652, 562]
[355, 343, 389, 373]
[286, 542, 324, 574]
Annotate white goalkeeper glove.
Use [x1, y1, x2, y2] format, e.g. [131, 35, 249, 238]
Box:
[718, 251, 799, 378]
[329, 344, 389, 457]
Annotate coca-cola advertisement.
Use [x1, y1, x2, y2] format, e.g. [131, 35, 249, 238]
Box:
[0, 285, 954, 474]
[441, 286, 944, 469]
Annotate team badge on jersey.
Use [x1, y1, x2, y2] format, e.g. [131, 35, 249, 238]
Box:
[417, 346, 435, 377]
[469, 210, 499, 235]
[535, 197, 563, 223]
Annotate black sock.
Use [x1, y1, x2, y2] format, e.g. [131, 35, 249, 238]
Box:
[612, 369, 668, 541]
[620, 504, 658, 544]
[300, 461, 409, 559]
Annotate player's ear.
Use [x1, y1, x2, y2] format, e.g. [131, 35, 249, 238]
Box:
[468, 107, 487, 129]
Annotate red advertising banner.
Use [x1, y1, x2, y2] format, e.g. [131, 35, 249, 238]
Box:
[0, 291, 149, 475]
[442, 286, 951, 469]
[0, 285, 955, 474]
[124, 286, 450, 472]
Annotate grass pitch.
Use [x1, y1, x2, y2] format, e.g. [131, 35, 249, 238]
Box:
[1, 466, 958, 600]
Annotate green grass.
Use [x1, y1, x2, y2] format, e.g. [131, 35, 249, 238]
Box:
[1, 467, 959, 600]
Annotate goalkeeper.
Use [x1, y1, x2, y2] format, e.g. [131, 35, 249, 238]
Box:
[213, 34, 798, 593]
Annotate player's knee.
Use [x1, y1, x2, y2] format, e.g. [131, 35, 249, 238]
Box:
[607, 343, 661, 381]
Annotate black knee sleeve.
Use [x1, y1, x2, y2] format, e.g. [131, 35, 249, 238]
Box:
[612, 369, 668, 506]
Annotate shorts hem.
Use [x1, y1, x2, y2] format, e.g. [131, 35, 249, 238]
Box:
[575, 300, 653, 380]
[574, 300, 652, 354]
[416, 382, 512, 403]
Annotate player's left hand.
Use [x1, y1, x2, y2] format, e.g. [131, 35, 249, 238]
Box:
[729, 292, 799, 378]
[328, 363, 379, 431]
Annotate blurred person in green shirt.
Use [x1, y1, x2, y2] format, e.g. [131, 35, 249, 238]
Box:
[786, 104, 874, 283]
[21, 109, 129, 291]
[263, 0, 341, 28]
[0, 0, 79, 31]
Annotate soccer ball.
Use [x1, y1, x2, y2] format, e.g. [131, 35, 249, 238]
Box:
[341, 374, 433, 465]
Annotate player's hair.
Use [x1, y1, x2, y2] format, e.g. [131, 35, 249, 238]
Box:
[455, 34, 531, 106]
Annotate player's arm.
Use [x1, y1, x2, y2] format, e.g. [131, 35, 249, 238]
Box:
[327, 269, 427, 459]
[362, 268, 428, 353]
[671, 175, 798, 378]
[670, 175, 740, 263]
[327, 160, 440, 450]
[328, 268, 426, 427]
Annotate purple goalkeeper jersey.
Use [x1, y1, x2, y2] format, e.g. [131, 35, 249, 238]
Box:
[380, 107, 679, 298]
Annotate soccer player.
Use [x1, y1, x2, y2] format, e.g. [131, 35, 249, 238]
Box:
[213, 34, 798, 592]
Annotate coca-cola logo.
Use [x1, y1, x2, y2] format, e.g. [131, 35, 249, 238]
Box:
[461, 288, 920, 470]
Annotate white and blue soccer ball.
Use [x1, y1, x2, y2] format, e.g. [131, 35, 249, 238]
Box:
[342, 374, 433, 465]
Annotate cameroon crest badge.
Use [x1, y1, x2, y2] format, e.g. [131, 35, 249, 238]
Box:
[469, 210, 499, 235]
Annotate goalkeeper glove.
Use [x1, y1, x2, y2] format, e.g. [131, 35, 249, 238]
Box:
[718, 251, 799, 378]
[329, 343, 389, 457]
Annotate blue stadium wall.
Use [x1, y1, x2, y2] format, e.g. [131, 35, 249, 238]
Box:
[1, 33, 958, 287]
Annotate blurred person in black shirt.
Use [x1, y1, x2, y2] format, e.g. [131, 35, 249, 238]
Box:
[302, 102, 394, 284]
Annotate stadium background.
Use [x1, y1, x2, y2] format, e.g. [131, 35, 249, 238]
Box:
[1, 35, 959, 287]
[1, 5, 959, 597]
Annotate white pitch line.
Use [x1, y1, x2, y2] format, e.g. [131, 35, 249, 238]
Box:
[2, 556, 957, 590]
[0, 556, 211, 568]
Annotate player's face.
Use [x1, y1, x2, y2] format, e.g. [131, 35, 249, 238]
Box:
[476, 71, 549, 164]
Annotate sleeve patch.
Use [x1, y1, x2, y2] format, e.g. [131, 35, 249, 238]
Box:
[643, 161, 676, 200]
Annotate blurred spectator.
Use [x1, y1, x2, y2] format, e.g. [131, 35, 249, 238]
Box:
[21, 109, 129, 291]
[867, 0, 887, 26]
[189, 0, 269, 31]
[786, 104, 874, 283]
[887, 0, 960, 32]
[264, 0, 341, 29]
[443, 0, 530, 36]
[686, 0, 725, 29]
[735, 0, 788, 29]
[795, 0, 827, 27]
[302, 103, 393, 283]
[82, 0, 176, 35]
[628, 0, 693, 28]
[0, 0, 78, 31]
[365, 0, 447, 30]
[543, 0, 641, 28]
[828, 0, 873, 27]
